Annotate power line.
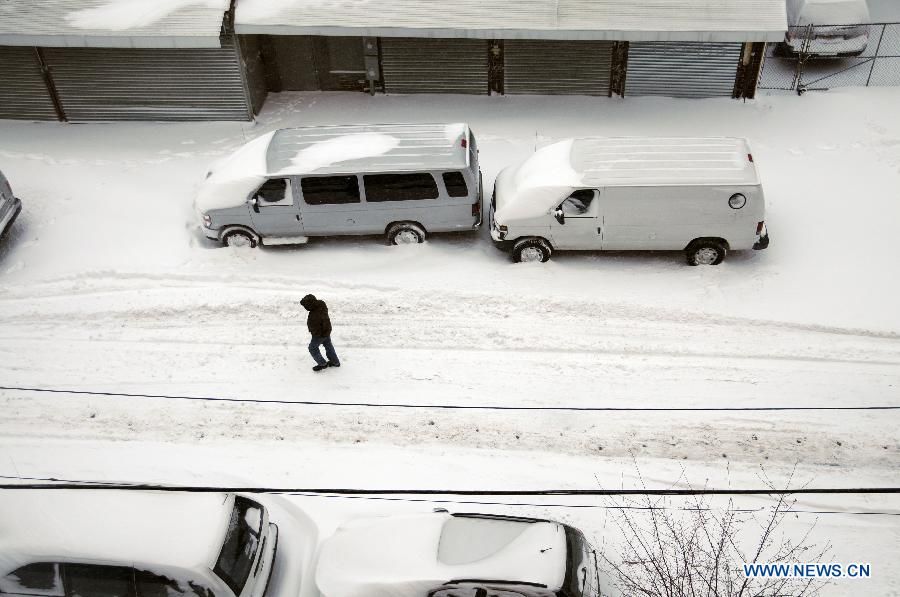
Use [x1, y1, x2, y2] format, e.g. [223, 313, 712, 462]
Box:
[2, 385, 899, 412]
[1, 480, 898, 496]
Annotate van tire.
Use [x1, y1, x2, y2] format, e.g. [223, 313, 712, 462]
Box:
[686, 240, 727, 266]
[387, 222, 426, 245]
[222, 229, 258, 248]
[512, 238, 552, 263]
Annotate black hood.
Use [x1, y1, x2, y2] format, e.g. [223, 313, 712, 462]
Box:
[300, 294, 317, 311]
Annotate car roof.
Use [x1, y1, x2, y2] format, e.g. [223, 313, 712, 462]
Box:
[0, 490, 234, 575]
[520, 137, 760, 189]
[265, 123, 471, 176]
[315, 512, 568, 597]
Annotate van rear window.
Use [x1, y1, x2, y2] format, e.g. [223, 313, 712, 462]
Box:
[214, 497, 263, 596]
[442, 172, 469, 198]
[301, 176, 361, 205]
[364, 173, 439, 202]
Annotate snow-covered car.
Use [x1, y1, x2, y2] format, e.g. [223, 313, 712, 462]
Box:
[315, 511, 600, 597]
[782, 0, 871, 57]
[490, 137, 769, 265]
[195, 123, 482, 248]
[0, 491, 278, 597]
[0, 169, 22, 241]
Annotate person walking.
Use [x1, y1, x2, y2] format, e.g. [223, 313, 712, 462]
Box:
[300, 294, 341, 372]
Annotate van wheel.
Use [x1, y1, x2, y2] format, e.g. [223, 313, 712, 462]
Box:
[223, 229, 257, 248]
[513, 238, 552, 263]
[686, 241, 726, 266]
[387, 223, 425, 245]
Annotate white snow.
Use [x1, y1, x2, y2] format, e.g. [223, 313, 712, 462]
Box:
[1, 88, 899, 596]
[282, 132, 400, 175]
[65, 0, 229, 31]
[194, 131, 274, 213]
[494, 140, 582, 221]
[315, 513, 566, 597]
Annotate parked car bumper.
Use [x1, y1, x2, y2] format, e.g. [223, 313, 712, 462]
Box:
[0, 197, 22, 239]
[786, 34, 868, 57]
[202, 224, 220, 241]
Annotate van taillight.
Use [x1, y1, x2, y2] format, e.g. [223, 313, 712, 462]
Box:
[756, 221, 765, 235]
[461, 138, 468, 149]
[472, 201, 481, 217]
[748, 153, 754, 162]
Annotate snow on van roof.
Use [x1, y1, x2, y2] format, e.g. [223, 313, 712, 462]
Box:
[0, 490, 233, 574]
[266, 123, 470, 176]
[315, 512, 566, 597]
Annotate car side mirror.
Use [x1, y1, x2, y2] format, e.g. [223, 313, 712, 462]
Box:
[250, 196, 260, 213]
[553, 208, 565, 225]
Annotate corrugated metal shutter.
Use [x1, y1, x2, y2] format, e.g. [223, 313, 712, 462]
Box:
[0, 46, 57, 120]
[381, 38, 487, 94]
[504, 40, 613, 95]
[625, 42, 742, 98]
[41, 37, 250, 121]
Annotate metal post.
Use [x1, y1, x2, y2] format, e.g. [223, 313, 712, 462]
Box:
[33, 48, 66, 122]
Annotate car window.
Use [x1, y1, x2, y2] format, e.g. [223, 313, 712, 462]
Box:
[560, 190, 596, 216]
[442, 172, 469, 198]
[0, 564, 64, 597]
[363, 173, 439, 202]
[300, 176, 361, 205]
[214, 497, 263, 596]
[65, 565, 132, 597]
[135, 570, 213, 597]
[254, 179, 292, 207]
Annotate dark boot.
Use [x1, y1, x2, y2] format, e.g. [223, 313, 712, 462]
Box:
[312, 364, 328, 372]
[328, 361, 341, 368]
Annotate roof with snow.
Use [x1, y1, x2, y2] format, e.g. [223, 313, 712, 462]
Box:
[235, 0, 787, 42]
[315, 512, 568, 597]
[0, 490, 234, 574]
[0, 0, 231, 48]
[265, 123, 471, 176]
[542, 137, 759, 188]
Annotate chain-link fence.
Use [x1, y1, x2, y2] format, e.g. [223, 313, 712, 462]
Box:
[758, 22, 900, 93]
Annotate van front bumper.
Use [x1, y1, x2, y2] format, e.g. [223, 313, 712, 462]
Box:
[0, 197, 22, 239]
[753, 231, 770, 250]
[201, 224, 220, 241]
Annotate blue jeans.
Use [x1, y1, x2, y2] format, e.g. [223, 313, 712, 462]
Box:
[309, 336, 339, 366]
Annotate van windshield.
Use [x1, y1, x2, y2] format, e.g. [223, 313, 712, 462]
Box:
[214, 497, 263, 596]
[562, 526, 596, 597]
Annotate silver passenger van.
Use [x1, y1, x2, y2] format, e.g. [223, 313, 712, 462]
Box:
[491, 137, 770, 265]
[196, 123, 482, 247]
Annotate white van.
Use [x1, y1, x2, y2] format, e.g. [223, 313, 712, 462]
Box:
[490, 137, 769, 265]
[783, 0, 870, 56]
[196, 123, 481, 247]
[0, 169, 22, 241]
[0, 491, 278, 597]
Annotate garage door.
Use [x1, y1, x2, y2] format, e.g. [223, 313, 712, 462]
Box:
[381, 38, 488, 94]
[41, 36, 251, 121]
[0, 46, 58, 120]
[624, 42, 742, 98]
[504, 40, 614, 95]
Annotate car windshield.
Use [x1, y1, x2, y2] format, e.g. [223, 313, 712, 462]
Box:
[213, 497, 263, 596]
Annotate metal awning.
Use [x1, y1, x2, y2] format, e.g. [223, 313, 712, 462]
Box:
[0, 0, 231, 48]
[234, 0, 787, 43]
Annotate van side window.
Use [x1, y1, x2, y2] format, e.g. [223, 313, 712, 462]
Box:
[442, 172, 469, 198]
[254, 178, 292, 207]
[301, 176, 361, 205]
[135, 570, 213, 597]
[0, 564, 64, 597]
[65, 565, 132, 597]
[560, 189, 596, 216]
[364, 173, 439, 202]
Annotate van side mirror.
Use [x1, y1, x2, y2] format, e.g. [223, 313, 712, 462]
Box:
[553, 208, 565, 225]
[250, 196, 260, 213]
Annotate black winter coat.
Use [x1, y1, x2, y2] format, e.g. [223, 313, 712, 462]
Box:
[300, 294, 332, 337]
